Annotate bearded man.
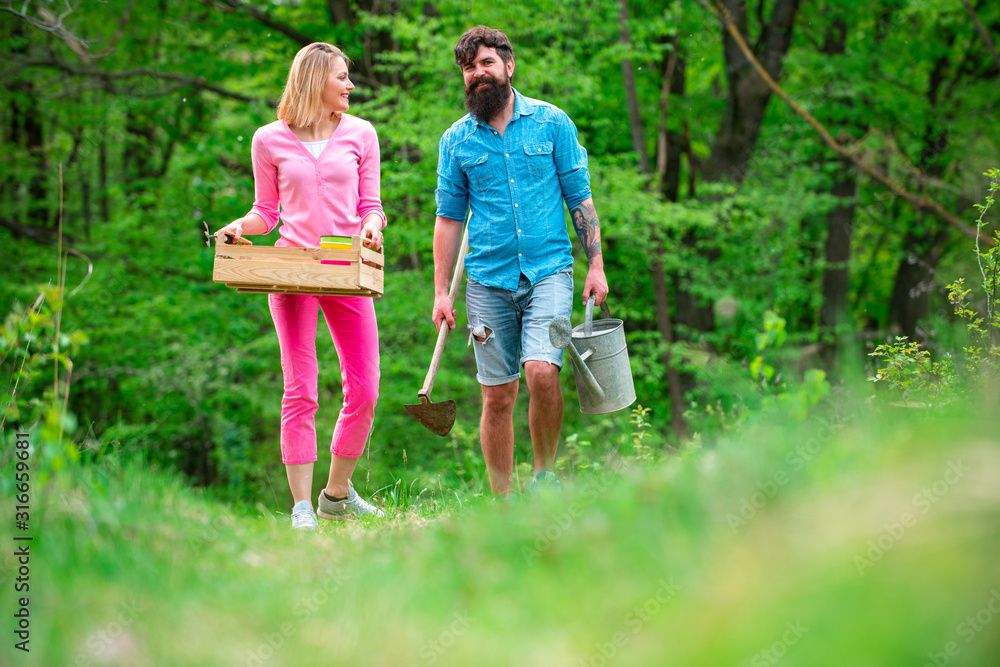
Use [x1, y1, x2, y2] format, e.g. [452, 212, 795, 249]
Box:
[431, 25, 609, 497]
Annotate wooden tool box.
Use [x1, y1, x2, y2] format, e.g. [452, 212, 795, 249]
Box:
[212, 236, 384, 297]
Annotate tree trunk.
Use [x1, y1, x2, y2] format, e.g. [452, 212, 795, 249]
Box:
[652, 255, 689, 437]
[659, 128, 685, 202]
[80, 160, 92, 239]
[673, 0, 801, 337]
[818, 18, 856, 366]
[819, 163, 856, 361]
[99, 133, 111, 223]
[888, 220, 948, 338]
[8, 22, 49, 227]
[124, 109, 157, 183]
[887, 44, 954, 338]
[619, 0, 650, 173]
[618, 0, 688, 437]
[656, 35, 685, 202]
[327, 0, 352, 24]
[702, 0, 801, 183]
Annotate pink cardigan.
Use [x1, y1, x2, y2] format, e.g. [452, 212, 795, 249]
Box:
[248, 116, 386, 248]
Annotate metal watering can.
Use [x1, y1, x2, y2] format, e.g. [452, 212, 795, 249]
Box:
[549, 296, 637, 414]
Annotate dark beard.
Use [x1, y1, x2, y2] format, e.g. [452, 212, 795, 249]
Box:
[464, 73, 512, 123]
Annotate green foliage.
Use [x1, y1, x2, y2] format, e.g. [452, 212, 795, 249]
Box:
[10, 398, 1000, 665]
[628, 405, 654, 463]
[868, 336, 957, 406]
[1, 280, 86, 485]
[870, 169, 1000, 406]
[944, 169, 1000, 377]
[4, 10, 1000, 660]
[748, 309, 830, 420]
[684, 307, 831, 439]
[751, 310, 788, 385]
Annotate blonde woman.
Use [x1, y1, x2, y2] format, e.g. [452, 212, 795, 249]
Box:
[217, 43, 386, 529]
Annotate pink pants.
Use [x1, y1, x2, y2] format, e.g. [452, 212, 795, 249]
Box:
[268, 293, 380, 464]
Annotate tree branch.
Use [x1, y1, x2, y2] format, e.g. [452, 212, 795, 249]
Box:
[13, 59, 266, 103]
[193, 0, 317, 46]
[189, 0, 379, 90]
[1, 0, 135, 59]
[701, 0, 995, 247]
[1, 0, 87, 55]
[0, 217, 68, 245]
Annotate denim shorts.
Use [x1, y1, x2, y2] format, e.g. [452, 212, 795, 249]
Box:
[465, 269, 574, 386]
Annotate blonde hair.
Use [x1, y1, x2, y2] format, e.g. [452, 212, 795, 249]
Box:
[277, 43, 351, 128]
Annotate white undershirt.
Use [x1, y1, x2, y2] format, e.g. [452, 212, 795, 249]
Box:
[301, 139, 328, 159]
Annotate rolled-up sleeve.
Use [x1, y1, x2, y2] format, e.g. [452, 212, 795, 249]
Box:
[357, 124, 387, 228]
[553, 111, 591, 209]
[248, 129, 280, 232]
[435, 135, 470, 221]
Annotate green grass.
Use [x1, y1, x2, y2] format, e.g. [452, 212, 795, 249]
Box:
[3, 400, 1000, 666]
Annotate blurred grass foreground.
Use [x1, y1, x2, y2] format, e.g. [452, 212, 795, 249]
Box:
[2, 398, 999, 667]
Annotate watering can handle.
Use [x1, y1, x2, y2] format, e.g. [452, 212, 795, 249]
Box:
[583, 295, 612, 337]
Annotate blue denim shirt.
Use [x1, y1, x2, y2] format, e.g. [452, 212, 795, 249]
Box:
[436, 89, 592, 291]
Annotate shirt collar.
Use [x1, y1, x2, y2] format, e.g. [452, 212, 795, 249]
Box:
[511, 88, 535, 119]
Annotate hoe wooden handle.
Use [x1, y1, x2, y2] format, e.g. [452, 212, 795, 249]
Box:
[419, 214, 471, 399]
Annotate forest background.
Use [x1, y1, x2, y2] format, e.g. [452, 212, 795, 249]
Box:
[2, 0, 999, 504]
[3, 2, 1000, 665]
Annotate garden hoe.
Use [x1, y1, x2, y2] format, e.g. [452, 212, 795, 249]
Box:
[405, 215, 471, 436]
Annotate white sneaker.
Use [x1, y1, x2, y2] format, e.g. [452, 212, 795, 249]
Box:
[290, 499, 318, 531]
[317, 484, 385, 520]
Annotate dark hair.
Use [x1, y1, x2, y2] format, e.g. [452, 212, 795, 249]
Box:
[454, 26, 514, 68]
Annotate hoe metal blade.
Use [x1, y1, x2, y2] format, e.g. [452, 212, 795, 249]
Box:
[405, 394, 457, 437]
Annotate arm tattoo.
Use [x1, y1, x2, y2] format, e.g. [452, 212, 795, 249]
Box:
[570, 200, 602, 262]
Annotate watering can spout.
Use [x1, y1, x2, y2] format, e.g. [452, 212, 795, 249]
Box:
[549, 315, 605, 401]
[548, 296, 636, 415]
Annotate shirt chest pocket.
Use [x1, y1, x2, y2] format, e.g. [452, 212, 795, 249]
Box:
[524, 142, 553, 178]
[461, 153, 493, 191]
